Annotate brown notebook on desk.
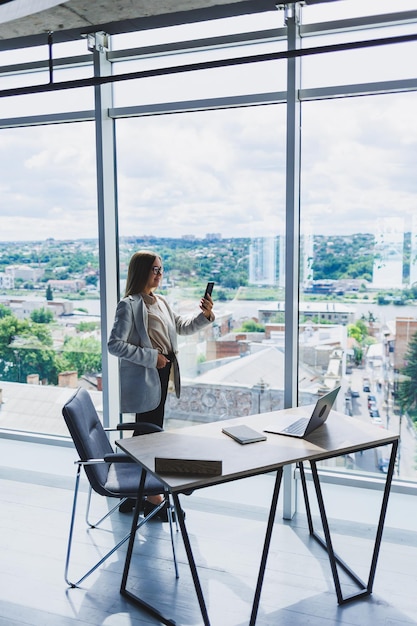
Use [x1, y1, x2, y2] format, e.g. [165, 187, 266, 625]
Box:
[155, 457, 222, 476]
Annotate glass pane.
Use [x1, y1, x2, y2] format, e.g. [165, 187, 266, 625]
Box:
[113, 55, 286, 108]
[0, 122, 99, 438]
[0, 66, 94, 117]
[0, 38, 87, 65]
[0, 43, 53, 66]
[301, 25, 417, 88]
[115, 105, 286, 426]
[302, 0, 417, 23]
[300, 92, 417, 481]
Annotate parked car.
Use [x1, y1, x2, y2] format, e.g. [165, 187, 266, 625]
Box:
[367, 394, 377, 408]
[378, 457, 390, 473]
[369, 408, 380, 418]
[377, 446, 391, 472]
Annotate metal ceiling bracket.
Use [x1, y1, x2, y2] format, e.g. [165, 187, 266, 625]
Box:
[87, 31, 109, 54]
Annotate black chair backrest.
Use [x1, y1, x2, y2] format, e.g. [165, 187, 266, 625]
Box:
[62, 387, 113, 495]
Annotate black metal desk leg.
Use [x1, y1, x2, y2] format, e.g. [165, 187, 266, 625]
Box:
[172, 492, 211, 626]
[120, 469, 146, 593]
[367, 438, 398, 593]
[120, 470, 177, 626]
[298, 462, 314, 534]
[172, 493, 210, 626]
[309, 460, 346, 604]
[308, 440, 398, 605]
[249, 468, 283, 626]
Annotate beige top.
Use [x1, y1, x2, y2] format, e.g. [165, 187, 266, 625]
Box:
[141, 292, 173, 355]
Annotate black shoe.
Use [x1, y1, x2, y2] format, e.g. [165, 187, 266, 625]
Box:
[119, 498, 136, 513]
[143, 500, 185, 522]
[119, 497, 146, 513]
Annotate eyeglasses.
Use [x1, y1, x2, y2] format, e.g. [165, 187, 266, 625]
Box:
[151, 266, 163, 275]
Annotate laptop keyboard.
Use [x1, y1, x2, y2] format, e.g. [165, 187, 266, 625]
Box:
[284, 418, 308, 435]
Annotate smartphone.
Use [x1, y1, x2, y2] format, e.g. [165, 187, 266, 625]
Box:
[204, 281, 214, 299]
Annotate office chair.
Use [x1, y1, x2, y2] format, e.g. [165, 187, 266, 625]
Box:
[62, 387, 178, 587]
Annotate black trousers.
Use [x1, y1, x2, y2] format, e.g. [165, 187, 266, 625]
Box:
[135, 359, 172, 430]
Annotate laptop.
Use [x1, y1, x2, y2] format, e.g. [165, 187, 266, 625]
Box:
[264, 386, 341, 438]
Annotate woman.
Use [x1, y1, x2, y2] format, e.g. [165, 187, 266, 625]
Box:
[108, 250, 214, 517]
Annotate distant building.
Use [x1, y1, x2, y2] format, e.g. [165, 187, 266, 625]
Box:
[0, 296, 73, 319]
[304, 279, 335, 295]
[249, 237, 277, 286]
[372, 217, 404, 289]
[303, 278, 364, 295]
[46, 300, 74, 316]
[0, 272, 14, 289]
[5, 264, 43, 281]
[47, 279, 86, 292]
[392, 317, 417, 370]
[258, 301, 355, 325]
[0, 381, 102, 437]
[278, 232, 314, 290]
[301, 231, 314, 288]
[0, 297, 41, 319]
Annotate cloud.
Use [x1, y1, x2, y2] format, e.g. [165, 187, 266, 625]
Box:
[1, 29, 416, 242]
[300, 93, 417, 236]
[1, 122, 97, 231]
[115, 107, 286, 239]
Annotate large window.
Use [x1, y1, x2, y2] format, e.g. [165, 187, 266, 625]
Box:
[0, 123, 98, 438]
[115, 106, 286, 424]
[0, 4, 416, 489]
[299, 94, 417, 480]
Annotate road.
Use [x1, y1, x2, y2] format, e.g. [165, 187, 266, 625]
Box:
[344, 367, 417, 480]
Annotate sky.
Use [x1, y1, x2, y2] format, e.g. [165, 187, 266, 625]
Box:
[0, 0, 416, 242]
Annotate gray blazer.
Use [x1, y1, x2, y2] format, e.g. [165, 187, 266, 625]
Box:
[108, 293, 212, 414]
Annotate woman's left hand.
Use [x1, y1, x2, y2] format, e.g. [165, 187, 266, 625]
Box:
[200, 294, 213, 319]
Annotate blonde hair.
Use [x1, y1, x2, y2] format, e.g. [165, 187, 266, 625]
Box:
[124, 250, 158, 296]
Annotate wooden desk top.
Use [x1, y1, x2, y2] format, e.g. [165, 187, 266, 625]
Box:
[116, 407, 398, 493]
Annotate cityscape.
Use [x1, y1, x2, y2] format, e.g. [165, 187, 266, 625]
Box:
[2, 221, 417, 294]
[0, 234, 416, 481]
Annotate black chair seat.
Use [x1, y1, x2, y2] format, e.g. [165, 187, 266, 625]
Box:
[105, 462, 162, 496]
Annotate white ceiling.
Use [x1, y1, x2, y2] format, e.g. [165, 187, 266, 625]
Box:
[0, 0, 269, 43]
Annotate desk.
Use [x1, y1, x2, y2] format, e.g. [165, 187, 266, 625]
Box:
[116, 407, 398, 626]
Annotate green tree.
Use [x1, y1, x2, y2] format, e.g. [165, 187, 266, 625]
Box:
[0, 304, 12, 319]
[59, 336, 102, 377]
[237, 320, 265, 332]
[76, 321, 99, 332]
[348, 320, 369, 366]
[398, 331, 417, 421]
[0, 314, 58, 383]
[347, 322, 366, 344]
[30, 307, 54, 324]
[0, 315, 20, 379]
[46, 284, 53, 301]
[85, 274, 98, 286]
